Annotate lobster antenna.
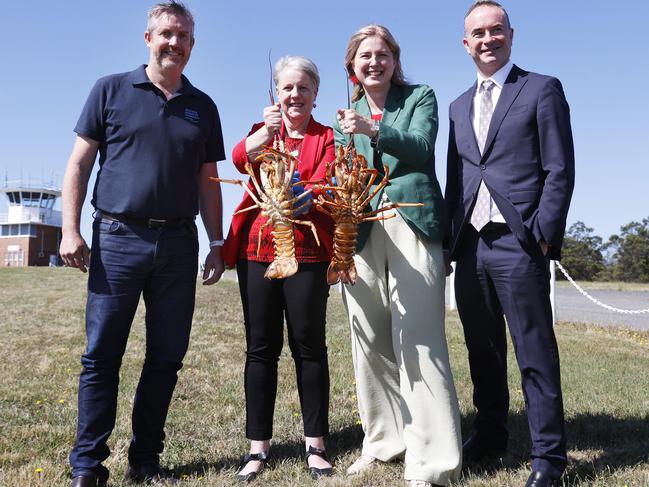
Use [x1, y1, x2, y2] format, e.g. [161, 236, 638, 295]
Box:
[345, 68, 351, 109]
[268, 48, 275, 105]
[344, 69, 355, 162]
[267, 49, 281, 148]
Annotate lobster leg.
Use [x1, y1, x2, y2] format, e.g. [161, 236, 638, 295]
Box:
[318, 199, 352, 211]
[289, 219, 321, 247]
[288, 187, 315, 204]
[243, 162, 267, 198]
[356, 165, 391, 210]
[210, 176, 265, 212]
[312, 203, 334, 217]
[354, 169, 379, 207]
[256, 218, 273, 256]
[209, 177, 245, 185]
[233, 203, 261, 216]
[360, 202, 424, 220]
[362, 213, 397, 222]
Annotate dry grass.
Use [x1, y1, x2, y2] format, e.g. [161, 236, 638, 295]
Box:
[0, 267, 648, 486]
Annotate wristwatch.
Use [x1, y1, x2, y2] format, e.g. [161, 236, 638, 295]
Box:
[370, 119, 380, 145]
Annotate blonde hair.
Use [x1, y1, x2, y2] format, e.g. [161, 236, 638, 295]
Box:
[344, 24, 406, 102]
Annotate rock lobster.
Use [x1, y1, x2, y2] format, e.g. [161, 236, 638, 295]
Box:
[312, 143, 423, 285]
[211, 141, 318, 279]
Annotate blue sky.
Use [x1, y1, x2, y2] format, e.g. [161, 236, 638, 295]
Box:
[2, 1, 648, 258]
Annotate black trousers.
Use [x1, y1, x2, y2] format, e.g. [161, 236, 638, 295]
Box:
[236, 260, 330, 440]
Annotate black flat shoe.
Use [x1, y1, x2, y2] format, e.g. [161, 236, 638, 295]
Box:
[237, 451, 270, 482]
[305, 446, 333, 479]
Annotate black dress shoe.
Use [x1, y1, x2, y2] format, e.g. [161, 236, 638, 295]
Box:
[124, 463, 177, 484]
[70, 471, 108, 487]
[462, 434, 506, 464]
[305, 446, 333, 479]
[524, 471, 560, 487]
[236, 451, 270, 482]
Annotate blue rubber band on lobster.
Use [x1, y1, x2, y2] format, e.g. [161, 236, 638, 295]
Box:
[291, 170, 312, 216]
[326, 176, 337, 199]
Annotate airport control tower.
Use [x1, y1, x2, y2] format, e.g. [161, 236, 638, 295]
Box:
[0, 180, 62, 266]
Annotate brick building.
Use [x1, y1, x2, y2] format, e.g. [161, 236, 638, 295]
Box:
[0, 181, 62, 266]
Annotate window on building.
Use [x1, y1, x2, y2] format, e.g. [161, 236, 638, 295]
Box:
[4, 250, 24, 266]
[1, 226, 9, 236]
[10, 224, 19, 236]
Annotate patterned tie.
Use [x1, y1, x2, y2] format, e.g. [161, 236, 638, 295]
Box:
[471, 80, 495, 232]
[477, 79, 495, 153]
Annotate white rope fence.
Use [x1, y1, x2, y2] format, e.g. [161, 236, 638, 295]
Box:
[554, 260, 649, 315]
[448, 261, 649, 325]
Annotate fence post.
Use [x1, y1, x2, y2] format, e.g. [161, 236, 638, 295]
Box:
[449, 262, 457, 311]
[550, 260, 556, 325]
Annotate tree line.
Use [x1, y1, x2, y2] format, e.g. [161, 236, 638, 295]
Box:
[559, 217, 649, 282]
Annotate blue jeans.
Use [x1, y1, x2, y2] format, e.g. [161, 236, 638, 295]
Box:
[69, 217, 198, 477]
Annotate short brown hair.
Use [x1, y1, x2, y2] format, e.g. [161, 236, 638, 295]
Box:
[147, 1, 194, 37]
[464, 1, 511, 31]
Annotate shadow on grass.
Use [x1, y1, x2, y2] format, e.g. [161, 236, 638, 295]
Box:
[462, 409, 649, 482]
[173, 408, 649, 480]
[173, 424, 364, 477]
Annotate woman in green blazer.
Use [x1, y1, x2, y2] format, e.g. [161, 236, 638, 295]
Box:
[335, 25, 461, 487]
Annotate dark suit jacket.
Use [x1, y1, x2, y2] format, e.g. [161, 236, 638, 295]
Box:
[334, 83, 447, 251]
[445, 65, 575, 261]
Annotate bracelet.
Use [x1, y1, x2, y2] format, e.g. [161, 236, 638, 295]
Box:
[209, 240, 224, 248]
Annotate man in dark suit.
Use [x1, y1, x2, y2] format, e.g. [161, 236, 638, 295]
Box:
[445, 2, 575, 486]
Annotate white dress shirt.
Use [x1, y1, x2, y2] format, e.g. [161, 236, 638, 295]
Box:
[470, 61, 514, 225]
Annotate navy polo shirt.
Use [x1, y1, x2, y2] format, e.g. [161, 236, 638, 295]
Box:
[75, 65, 225, 219]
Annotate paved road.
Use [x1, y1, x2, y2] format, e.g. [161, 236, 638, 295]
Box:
[223, 271, 649, 331]
[445, 278, 649, 331]
[552, 285, 649, 330]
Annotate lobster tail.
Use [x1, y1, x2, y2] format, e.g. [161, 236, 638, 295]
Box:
[326, 263, 341, 285]
[265, 256, 298, 279]
[265, 222, 298, 279]
[326, 263, 358, 286]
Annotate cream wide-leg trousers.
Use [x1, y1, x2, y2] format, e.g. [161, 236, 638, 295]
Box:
[342, 207, 462, 484]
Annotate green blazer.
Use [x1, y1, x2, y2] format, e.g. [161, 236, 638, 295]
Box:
[334, 83, 447, 251]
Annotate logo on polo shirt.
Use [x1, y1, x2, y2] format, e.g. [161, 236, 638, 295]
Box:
[184, 108, 200, 123]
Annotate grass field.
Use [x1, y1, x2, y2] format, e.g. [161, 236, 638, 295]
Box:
[1, 267, 648, 487]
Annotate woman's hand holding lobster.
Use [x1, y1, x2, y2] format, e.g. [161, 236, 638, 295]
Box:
[263, 103, 282, 137]
[336, 109, 374, 137]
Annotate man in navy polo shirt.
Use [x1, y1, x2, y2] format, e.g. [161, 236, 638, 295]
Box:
[59, 2, 225, 486]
